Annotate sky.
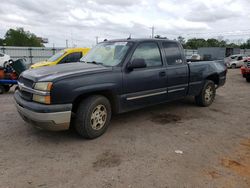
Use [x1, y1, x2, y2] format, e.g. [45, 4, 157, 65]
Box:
[0, 0, 250, 47]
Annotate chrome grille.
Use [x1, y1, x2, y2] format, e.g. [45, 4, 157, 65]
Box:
[18, 76, 34, 101]
[18, 76, 34, 88]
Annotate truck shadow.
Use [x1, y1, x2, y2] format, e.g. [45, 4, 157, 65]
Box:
[27, 97, 198, 141]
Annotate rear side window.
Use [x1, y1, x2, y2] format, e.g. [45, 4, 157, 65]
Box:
[163, 42, 183, 65]
[237, 56, 243, 60]
[67, 52, 82, 62]
[131, 42, 162, 67]
[59, 52, 82, 64]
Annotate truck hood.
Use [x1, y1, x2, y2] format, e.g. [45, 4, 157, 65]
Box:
[21, 62, 111, 82]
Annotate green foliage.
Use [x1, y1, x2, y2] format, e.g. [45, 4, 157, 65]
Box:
[184, 38, 230, 49]
[2, 28, 44, 47]
[0, 38, 4, 46]
[177, 36, 185, 45]
[240, 39, 250, 49]
[175, 36, 250, 49]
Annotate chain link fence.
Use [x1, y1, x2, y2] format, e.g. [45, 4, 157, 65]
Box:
[0, 46, 199, 64]
[1, 46, 249, 64]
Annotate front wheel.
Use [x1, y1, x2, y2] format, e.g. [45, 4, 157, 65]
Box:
[0, 85, 4, 94]
[195, 80, 216, 107]
[4, 85, 10, 92]
[74, 95, 111, 139]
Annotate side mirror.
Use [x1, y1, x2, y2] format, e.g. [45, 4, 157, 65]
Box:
[127, 58, 146, 70]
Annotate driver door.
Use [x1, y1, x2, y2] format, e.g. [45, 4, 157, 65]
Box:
[122, 42, 167, 111]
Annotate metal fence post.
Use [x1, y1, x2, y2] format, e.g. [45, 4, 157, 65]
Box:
[52, 47, 56, 55]
[1, 46, 5, 54]
[29, 48, 32, 64]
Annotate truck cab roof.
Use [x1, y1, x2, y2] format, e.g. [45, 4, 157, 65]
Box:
[103, 38, 178, 43]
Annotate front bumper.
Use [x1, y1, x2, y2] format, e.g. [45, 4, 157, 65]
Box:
[14, 91, 72, 131]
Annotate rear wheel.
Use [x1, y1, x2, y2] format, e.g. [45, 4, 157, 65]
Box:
[195, 80, 216, 107]
[231, 64, 236, 69]
[74, 95, 111, 139]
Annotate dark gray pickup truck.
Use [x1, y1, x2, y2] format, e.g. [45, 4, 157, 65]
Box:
[14, 38, 227, 139]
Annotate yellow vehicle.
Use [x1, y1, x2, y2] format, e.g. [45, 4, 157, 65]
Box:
[31, 48, 90, 69]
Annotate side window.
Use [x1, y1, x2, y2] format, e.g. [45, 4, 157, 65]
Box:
[163, 42, 183, 65]
[131, 42, 162, 67]
[59, 52, 82, 64]
[0, 53, 4, 57]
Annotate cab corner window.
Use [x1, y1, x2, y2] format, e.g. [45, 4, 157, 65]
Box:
[131, 42, 162, 67]
[163, 42, 183, 65]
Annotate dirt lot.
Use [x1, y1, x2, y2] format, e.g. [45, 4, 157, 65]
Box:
[0, 69, 250, 188]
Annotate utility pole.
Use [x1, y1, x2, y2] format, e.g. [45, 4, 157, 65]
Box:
[95, 36, 99, 44]
[66, 39, 68, 48]
[150, 26, 155, 38]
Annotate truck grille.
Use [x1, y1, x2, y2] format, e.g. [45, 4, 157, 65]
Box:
[18, 76, 34, 101]
[19, 76, 34, 88]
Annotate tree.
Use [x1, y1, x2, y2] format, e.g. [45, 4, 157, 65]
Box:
[185, 38, 207, 49]
[177, 36, 185, 45]
[240, 38, 250, 49]
[0, 38, 4, 46]
[4, 28, 44, 47]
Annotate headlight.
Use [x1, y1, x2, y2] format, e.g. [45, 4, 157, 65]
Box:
[33, 95, 51, 104]
[33, 82, 52, 104]
[34, 82, 53, 91]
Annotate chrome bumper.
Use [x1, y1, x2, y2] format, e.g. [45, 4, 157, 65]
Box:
[15, 101, 71, 131]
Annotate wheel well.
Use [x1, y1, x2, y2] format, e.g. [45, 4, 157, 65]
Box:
[72, 90, 118, 114]
[206, 74, 219, 85]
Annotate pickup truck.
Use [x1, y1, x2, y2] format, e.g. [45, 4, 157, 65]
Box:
[14, 38, 227, 139]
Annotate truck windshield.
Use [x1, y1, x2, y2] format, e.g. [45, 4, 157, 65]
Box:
[81, 42, 132, 66]
[48, 50, 65, 62]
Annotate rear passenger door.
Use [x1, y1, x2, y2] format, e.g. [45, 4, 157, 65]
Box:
[162, 42, 189, 100]
[122, 42, 167, 110]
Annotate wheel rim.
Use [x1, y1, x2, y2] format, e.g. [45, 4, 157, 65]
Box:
[90, 104, 107, 130]
[204, 85, 214, 103]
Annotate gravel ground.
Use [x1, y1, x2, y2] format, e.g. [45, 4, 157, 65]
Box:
[0, 69, 250, 188]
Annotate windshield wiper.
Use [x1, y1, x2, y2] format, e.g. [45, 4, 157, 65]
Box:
[86, 61, 104, 66]
[88, 61, 102, 65]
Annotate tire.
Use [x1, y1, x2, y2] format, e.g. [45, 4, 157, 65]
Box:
[246, 77, 250, 83]
[74, 95, 111, 139]
[0, 85, 4, 94]
[195, 80, 216, 107]
[3, 85, 10, 92]
[231, 64, 236, 69]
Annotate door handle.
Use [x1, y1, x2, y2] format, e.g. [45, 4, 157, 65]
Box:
[159, 71, 166, 77]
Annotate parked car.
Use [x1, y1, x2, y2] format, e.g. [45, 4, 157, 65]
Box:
[225, 54, 248, 68]
[241, 61, 250, 82]
[190, 54, 201, 60]
[0, 52, 10, 67]
[30, 48, 90, 69]
[14, 38, 227, 139]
